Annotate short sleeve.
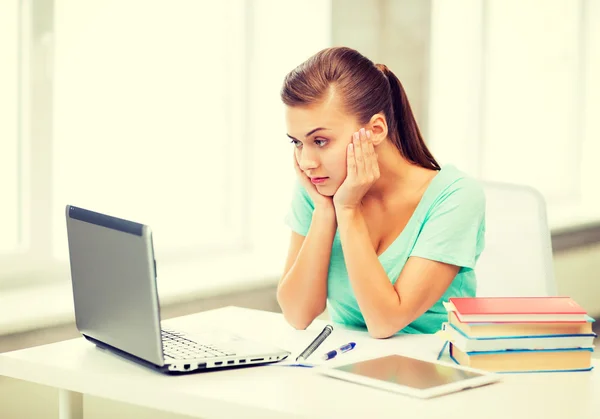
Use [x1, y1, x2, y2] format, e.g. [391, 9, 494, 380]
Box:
[409, 178, 486, 269]
[284, 179, 315, 236]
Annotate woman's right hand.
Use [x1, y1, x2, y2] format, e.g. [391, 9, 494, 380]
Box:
[293, 153, 334, 211]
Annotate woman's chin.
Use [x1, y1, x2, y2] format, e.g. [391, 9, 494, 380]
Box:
[316, 184, 336, 197]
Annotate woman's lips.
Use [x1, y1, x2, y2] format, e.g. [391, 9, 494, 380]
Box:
[310, 177, 329, 185]
[311, 177, 328, 184]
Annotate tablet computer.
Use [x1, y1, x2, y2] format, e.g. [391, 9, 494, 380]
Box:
[317, 354, 500, 398]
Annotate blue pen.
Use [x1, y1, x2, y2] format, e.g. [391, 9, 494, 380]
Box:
[322, 342, 356, 360]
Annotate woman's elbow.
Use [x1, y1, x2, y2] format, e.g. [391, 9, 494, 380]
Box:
[276, 288, 326, 329]
[281, 309, 319, 330]
[284, 315, 311, 331]
[368, 328, 396, 339]
[366, 319, 406, 339]
[278, 299, 325, 330]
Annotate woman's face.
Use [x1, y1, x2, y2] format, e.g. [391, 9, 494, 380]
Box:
[285, 95, 360, 197]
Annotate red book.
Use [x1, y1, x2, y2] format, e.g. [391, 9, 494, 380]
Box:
[448, 297, 588, 323]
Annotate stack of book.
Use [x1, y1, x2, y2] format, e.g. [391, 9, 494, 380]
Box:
[439, 296, 596, 373]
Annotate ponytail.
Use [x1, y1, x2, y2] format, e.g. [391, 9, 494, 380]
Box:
[376, 64, 440, 170]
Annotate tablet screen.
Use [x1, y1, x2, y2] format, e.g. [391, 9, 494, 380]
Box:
[332, 354, 485, 390]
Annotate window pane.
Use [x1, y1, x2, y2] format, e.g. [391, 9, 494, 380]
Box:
[482, 0, 581, 202]
[0, 1, 20, 253]
[52, 0, 245, 260]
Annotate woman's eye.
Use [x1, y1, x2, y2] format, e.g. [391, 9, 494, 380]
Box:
[314, 138, 328, 147]
[289, 138, 327, 148]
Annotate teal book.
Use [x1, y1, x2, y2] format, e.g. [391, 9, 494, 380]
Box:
[444, 322, 597, 353]
[446, 310, 596, 339]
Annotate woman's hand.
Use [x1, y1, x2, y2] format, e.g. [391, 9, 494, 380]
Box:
[293, 153, 334, 211]
[333, 128, 380, 211]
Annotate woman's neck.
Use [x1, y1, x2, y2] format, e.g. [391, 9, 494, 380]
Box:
[363, 140, 438, 207]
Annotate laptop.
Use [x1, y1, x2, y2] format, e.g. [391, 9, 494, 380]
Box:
[65, 205, 290, 374]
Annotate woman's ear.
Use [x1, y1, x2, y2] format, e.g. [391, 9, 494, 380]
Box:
[368, 114, 388, 146]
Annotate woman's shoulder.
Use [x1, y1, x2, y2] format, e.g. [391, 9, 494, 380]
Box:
[429, 164, 486, 209]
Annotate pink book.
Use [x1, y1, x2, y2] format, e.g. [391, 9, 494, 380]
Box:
[448, 297, 588, 323]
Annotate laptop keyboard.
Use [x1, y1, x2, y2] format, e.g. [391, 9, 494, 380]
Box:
[161, 329, 236, 360]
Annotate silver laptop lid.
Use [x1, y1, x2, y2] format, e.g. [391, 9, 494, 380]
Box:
[65, 205, 164, 366]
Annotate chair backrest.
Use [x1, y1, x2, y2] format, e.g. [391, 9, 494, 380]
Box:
[475, 181, 557, 297]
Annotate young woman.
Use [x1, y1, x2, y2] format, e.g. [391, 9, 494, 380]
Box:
[277, 47, 485, 338]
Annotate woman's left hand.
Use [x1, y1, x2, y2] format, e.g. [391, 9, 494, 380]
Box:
[333, 128, 380, 211]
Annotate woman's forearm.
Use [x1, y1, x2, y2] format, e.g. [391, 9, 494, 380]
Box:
[277, 207, 337, 329]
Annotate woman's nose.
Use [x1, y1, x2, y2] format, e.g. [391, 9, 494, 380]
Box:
[298, 150, 318, 171]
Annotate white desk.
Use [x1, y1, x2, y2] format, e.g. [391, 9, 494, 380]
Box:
[1, 306, 598, 419]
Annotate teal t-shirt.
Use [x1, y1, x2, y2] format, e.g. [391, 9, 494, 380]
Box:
[284, 164, 486, 334]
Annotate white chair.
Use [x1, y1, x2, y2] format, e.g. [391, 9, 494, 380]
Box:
[474, 181, 557, 297]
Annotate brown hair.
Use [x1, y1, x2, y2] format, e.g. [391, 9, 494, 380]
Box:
[281, 47, 440, 170]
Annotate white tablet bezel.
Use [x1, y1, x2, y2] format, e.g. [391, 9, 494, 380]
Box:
[316, 354, 501, 399]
